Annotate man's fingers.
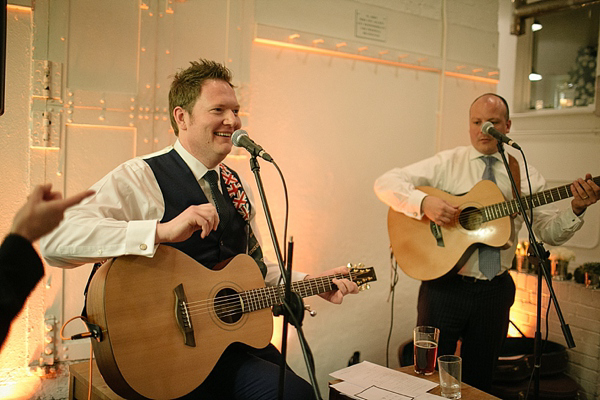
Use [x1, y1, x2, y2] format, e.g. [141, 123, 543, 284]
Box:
[58, 189, 95, 209]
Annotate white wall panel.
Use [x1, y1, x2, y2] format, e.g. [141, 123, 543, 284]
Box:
[67, 0, 140, 93]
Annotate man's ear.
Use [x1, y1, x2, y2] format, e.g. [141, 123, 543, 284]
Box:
[173, 106, 187, 131]
[505, 119, 512, 134]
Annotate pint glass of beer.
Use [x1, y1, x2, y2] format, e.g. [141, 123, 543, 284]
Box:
[413, 326, 440, 375]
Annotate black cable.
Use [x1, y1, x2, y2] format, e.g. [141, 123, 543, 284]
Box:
[271, 161, 289, 287]
[386, 250, 399, 368]
[268, 160, 321, 399]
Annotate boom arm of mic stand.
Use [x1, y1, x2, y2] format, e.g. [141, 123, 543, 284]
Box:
[496, 144, 574, 348]
[248, 156, 286, 282]
[497, 143, 575, 400]
[247, 156, 322, 400]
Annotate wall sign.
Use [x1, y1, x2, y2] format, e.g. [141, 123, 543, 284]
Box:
[355, 10, 386, 42]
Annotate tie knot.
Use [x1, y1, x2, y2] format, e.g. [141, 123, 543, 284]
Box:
[204, 170, 219, 186]
[482, 156, 497, 167]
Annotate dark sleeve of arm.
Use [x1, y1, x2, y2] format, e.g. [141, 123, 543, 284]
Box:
[0, 234, 45, 347]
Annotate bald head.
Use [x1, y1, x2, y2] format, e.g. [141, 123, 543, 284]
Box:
[470, 93, 509, 121]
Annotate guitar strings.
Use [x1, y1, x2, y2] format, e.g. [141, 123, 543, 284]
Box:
[184, 274, 341, 312]
[452, 184, 575, 226]
[184, 280, 338, 320]
[456, 177, 597, 224]
[181, 273, 349, 319]
[184, 274, 343, 309]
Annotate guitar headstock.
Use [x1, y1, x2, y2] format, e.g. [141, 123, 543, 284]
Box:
[346, 263, 377, 291]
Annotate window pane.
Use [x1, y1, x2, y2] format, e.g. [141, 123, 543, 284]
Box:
[530, 6, 599, 110]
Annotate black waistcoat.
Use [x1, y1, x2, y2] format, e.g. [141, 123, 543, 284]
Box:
[145, 149, 248, 269]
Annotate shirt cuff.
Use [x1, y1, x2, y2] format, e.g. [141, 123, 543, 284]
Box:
[405, 190, 428, 219]
[561, 207, 584, 228]
[125, 220, 158, 256]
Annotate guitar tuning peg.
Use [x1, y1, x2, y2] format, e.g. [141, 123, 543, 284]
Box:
[359, 284, 371, 292]
[346, 263, 353, 269]
[357, 262, 364, 268]
[304, 305, 317, 317]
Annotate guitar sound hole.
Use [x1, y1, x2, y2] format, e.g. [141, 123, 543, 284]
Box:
[459, 207, 483, 231]
[214, 288, 243, 324]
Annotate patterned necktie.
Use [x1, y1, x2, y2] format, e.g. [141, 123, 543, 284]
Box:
[211, 165, 267, 278]
[479, 156, 501, 280]
[203, 170, 230, 228]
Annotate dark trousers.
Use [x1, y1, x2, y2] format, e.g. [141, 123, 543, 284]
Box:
[417, 271, 516, 393]
[178, 343, 315, 400]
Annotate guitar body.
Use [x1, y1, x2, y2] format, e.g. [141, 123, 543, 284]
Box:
[388, 180, 513, 281]
[86, 245, 273, 399]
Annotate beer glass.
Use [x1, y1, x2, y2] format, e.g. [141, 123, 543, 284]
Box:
[413, 326, 439, 375]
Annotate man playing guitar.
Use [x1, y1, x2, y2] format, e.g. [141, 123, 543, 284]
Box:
[41, 59, 359, 399]
[374, 93, 599, 393]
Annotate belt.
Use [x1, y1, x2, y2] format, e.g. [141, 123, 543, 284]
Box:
[459, 270, 509, 284]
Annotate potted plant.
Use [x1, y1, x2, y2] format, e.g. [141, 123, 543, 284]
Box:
[548, 247, 576, 280]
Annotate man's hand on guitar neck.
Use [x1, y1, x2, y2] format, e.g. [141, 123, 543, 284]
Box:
[422, 196, 459, 226]
[304, 266, 359, 304]
[155, 204, 220, 243]
[571, 173, 600, 216]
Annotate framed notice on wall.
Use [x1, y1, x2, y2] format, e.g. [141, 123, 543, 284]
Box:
[355, 10, 387, 42]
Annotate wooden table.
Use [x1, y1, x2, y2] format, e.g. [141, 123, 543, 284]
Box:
[330, 365, 500, 399]
[68, 360, 124, 400]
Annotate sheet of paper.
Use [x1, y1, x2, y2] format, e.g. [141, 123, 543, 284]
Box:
[330, 361, 438, 398]
[330, 381, 364, 399]
[355, 386, 413, 400]
[414, 393, 445, 399]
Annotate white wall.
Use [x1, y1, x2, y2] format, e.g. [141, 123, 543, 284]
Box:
[10, 1, 597, 399]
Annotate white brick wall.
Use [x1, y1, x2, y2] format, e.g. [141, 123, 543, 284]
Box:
[509, 271, 600, 399]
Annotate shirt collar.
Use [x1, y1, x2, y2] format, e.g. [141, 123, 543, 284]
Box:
[469, 146, 501, 163]
[173, 140, 220, 182]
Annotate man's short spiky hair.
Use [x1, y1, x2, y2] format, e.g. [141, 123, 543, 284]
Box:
[168, 59, 234, 135]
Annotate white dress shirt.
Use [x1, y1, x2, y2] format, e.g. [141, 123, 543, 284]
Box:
[40, 140, 302, 286]
[374, 146, 584, 278]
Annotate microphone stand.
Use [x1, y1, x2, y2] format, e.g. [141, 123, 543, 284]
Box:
[496, 143, 575, 400]
[248, 155, 322, 400]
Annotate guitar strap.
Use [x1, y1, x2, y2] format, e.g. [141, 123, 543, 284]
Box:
[508, 154, 521, 198]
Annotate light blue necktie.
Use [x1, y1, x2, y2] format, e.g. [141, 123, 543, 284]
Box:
[479, 156, 501, 280]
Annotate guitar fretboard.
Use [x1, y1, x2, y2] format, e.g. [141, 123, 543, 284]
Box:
[239, 273, 352, 313]
[482, 176, 600, 222]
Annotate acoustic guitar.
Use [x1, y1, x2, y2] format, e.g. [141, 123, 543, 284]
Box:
[85, 245, 376, 399]
[388, 176, 599, 281]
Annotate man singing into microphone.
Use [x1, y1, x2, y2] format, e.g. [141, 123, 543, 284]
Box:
[374, 93, 599, 393]
[41, 59, 358, 399]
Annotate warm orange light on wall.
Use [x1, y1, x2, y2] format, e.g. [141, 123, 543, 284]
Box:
[0, 372, 41, 399]
[254, 24, 500, 85]
[254, 38, 440, 74]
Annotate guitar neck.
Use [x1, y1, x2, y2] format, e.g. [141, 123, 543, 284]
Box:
[240, 273, 349, 313]
[483, 175, 600, 221]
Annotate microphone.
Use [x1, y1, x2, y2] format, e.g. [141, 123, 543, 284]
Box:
[231, 130, 273, 162]
[481, 121, 521, 150]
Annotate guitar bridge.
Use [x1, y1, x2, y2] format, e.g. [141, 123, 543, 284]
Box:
[430, 221, 445, 247]
[174, 284, 196, 347]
